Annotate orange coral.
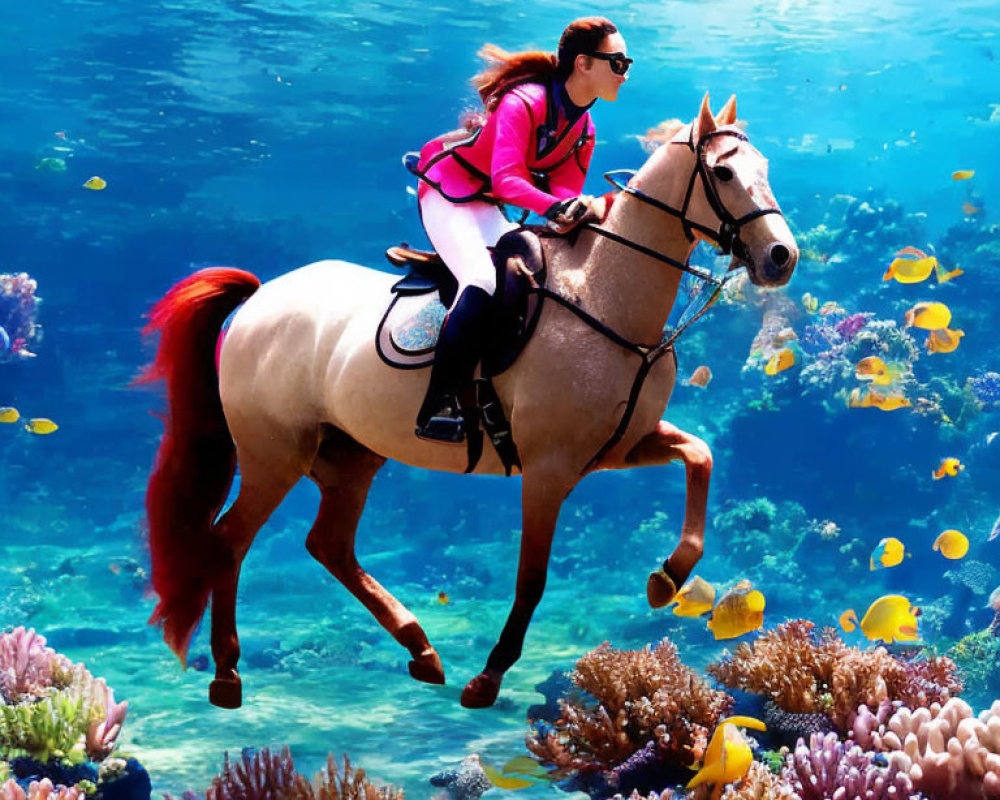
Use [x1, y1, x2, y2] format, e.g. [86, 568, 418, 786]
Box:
[526, 639, 732, 772]
[706, 620, 961, 732]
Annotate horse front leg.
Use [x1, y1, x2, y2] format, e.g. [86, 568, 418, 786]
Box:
[461, 466, 577, 709]
[596, 420, 712, 608]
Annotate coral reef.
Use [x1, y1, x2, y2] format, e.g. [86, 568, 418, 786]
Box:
[0, 778, 84, 800]
[0, 628, 128, 764]
[706, 620, 962, 732]
[968, 372, 1000, 412]
[948, 632, 1000, 700]
[945, 561, 999, 597]
[853, 698, 1000, 799]
[0, 273, 41, 361]
[526, 639, 733, 777]
[782, 731, 924, 799]
[178, 748, 404, 800]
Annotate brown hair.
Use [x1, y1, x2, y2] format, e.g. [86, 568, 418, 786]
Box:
[472, 17, 618, 111]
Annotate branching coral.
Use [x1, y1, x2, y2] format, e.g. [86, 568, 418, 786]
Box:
[853, 698, 1000, 799]
[526, 639, 732, 775]
[0, 629, 73, 704]
[195, 748, 403, 800]
[706, 620, 961, 733]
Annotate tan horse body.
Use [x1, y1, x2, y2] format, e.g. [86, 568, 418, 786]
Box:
[142, 95, 798, 709]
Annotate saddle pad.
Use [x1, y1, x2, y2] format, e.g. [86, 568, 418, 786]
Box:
[375, 292, 447, 369]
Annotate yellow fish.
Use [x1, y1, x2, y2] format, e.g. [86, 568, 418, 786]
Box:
[82, 176, 107, 191]
[687, 365, 712, 388]
[855, 356, 892, 387]
[935, 263, 963, 283]
[802, 293, 819, 313]
[904, 301, 951, 330]
[436, 591, 450, 605]
[869, 537, 906, 570]
[883, 255, 936, 284]
[926, 328, 964, 354]
[24, 418, 58, 435]
[764, 348, 795, 376]
[501, 757, 549, 779]
[858, 595, 920, 643]
[669, 575, 716, 617]
[482, 763, 535, 790]
[687, 716, 766, 790]
[707, 582, 765, 640]
[933, 529, 969, 560]
[839, 609, 859, 633]
[848, 389, 910, 411]
[951, 170, 975, 180]
[932, 457, 964, 480]
[0, 407, 20, 424]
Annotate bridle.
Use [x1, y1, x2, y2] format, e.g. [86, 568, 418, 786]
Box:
[583, 126, 786, 282]
[530, 125, 788, 474]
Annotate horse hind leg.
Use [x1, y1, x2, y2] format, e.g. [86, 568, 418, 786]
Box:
[306, 428, 445, 685]
[208, 441, 312, 709]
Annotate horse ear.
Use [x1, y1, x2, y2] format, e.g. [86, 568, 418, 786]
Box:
[695, 92, 717, 139]
[716, 94, 737, 126]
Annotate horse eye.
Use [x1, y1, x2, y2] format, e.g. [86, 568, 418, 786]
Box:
[713, 165, 734, 182]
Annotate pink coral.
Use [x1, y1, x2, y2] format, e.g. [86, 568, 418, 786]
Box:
[853, 697, 1000, 799]
[0, 628, 73, 703]
[0, 780, 84, 800]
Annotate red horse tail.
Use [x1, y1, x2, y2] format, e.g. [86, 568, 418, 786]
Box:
[138, 267, 261, 665]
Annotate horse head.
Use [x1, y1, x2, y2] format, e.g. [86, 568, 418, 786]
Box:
[638, 93, 798, 287]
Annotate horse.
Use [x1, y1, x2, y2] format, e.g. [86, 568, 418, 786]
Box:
[139, 93, 798, 710]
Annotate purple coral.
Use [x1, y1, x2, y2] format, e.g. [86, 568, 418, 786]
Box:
[205, 747, 308, 800]
[969, 372, 1000, 411]
[834, 313, 869, 342]
[783, 732, 924, 800]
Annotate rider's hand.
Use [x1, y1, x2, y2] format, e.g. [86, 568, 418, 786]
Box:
[544, 195, 600, 234]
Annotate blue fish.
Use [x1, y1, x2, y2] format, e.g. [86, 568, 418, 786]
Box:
[989, 512, 1000, 542]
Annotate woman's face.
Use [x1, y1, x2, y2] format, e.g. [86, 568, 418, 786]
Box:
[583, 32, 630, 102]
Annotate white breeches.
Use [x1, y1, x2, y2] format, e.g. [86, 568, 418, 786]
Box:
[418, 189, 517, 305]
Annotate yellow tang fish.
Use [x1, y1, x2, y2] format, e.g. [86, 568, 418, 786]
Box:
[687, 365, 712, 388]
[926, 328, 964, 354]
[933, 529, 969, 560]
[482, 763, 535, 790]
[670, 575, 716, 617]
[436, 591, 450, 605]
[802, 293, 819, 313]
[951, 170, 975, 180]
[849, 389, 910, 411]
[24, 418, 59, 435]
[855, 356, 892, 387]
[883, 255, 936, 284]
[839, 609, 859, 633]
[869, 536, 906, 570]
[707, 582, 765, 640]
[0, 407, 20, 424]
[82, 176, 107, 191]
[905, 301, 952, 330]
[764, 348, 795, 376]
[932, 457, 964, 480]
[859, 594, 920, 643]
[501, 756, 549, 780]
[687, 716, 766, 790]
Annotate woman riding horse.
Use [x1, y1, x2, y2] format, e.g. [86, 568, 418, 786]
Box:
[414, 17, 630, 442]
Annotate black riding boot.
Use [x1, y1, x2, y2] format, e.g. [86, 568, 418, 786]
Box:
[415, 285, 494, 443]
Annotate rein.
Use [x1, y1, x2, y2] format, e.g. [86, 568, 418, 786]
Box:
[533, 128, 785, 474]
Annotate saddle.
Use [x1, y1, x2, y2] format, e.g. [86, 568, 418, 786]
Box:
[376, 228, 549, 475]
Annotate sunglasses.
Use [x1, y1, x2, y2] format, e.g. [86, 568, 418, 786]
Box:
[587, 51, 633, 76]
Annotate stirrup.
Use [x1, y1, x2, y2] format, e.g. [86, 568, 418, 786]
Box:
[415, 401, 466, 443]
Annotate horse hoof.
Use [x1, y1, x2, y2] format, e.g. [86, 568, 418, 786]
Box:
[209, 675, 242, 709]
[460, 672, 501, 709]
[647, 567, 677, 609]
[408, 648, 446, 685]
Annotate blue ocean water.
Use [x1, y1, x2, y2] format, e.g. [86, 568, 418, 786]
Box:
[1, 0, 999, 797]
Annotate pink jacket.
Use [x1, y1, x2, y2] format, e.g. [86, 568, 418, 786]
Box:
[417, 81, 596, 217]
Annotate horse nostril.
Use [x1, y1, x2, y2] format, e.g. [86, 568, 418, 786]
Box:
[768, 243, 790, 268]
